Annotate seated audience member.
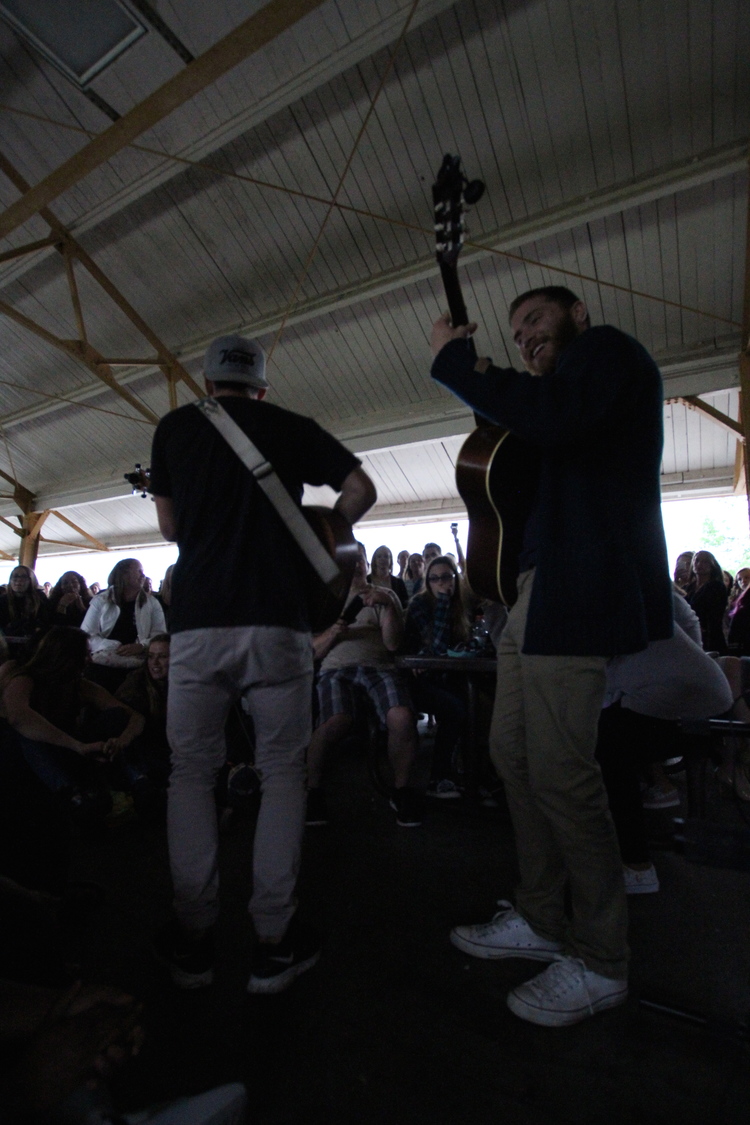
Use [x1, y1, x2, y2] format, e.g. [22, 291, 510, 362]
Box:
[730, 566, 750, 605]
[404, 556, 470, 798]
[82, 558, 166, 691]
[2, 627, 145, 829]
[89, 582, 101, 596]
[727, 583, 750, 655]
[423, 542, 442, 566]
[48, 571, 91, 628]
[687, 550, 728, 653]
[673, 550, 695, 596]
[0, 566, 51, 656]
[115, 634, 171, 819]
[712, 654, 750, 801]
[368, 544, 408, 608]
[403, 553, 426, 600]
[596, 591, 733, 893]
[0, 976, 247, 1125]
[306, 543, 420, 827]
[396, 550, 409, 579]
[156, 563, 175, 629]
[0, 636, 72, 901]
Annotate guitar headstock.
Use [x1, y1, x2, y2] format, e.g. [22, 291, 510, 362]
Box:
[432, 154, 485, 268]
[124, 463, 153, 499]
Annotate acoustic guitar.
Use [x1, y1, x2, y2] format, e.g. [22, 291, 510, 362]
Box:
[125, 464, 358, 633]
[432, 154, 539, 606]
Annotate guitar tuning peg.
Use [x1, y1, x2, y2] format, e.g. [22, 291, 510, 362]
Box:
[463, 178, 485, 205]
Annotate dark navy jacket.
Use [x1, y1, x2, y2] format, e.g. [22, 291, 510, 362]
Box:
[431, 325, 673, 656]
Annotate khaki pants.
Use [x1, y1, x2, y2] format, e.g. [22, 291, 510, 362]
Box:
[167, 625, 313, 940]
[491, 570, 628, 979]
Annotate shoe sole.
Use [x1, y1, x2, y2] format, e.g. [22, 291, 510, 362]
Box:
[389, 798, 422, 827]
[450, 930, 563, 961]
[506, 985, 628, 1027]
[247, 950, 320, 995]
[154, 952, 214, 989]
[625, 881, 660, 895]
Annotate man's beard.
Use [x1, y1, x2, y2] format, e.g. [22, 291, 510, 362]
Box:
[535, 311, 580, 375]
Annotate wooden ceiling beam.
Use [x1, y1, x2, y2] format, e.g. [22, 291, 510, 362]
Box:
[62, 246, 87, 344]
[0, 0, 325, 243]
[0, 467, 34, 513]
[0, 235, 57, 264]
[0, 298, 158, 424]
[49, 509, 108, 552]
[0, 151, 202, 399]
[667, 396, 745, 441]
[0, 513, 23, 536]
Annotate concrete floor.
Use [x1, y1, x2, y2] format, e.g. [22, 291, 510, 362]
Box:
[63, 742, 750, 1125]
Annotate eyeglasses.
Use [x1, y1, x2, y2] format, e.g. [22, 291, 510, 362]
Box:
[428, 572, 455, 584]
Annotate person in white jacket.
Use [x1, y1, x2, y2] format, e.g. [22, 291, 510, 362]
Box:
[82, 559, 166, 683]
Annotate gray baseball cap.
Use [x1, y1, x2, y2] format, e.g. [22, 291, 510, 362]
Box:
[203, 334, 268, 389]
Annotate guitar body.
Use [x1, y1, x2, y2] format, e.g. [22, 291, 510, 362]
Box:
[456, 425, 540, 606]
[302, 506, 360, 633]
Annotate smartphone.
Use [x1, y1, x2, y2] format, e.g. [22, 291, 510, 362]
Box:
[450, 522, 458, 534]
[340, 594, 364, 625]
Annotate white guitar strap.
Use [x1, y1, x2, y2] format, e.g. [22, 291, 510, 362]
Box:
[195, 396, 340, 585]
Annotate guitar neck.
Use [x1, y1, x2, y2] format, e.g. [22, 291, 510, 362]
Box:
[439, 261, 469, 327]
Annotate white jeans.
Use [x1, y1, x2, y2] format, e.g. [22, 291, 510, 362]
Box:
[166, 626, 313, 940]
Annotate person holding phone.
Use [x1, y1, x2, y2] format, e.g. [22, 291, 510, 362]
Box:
[306, 543, 420, 828]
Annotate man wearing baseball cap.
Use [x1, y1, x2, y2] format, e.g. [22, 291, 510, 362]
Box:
[149, 334, 375, 993]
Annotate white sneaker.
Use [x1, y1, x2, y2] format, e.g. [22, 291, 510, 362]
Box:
[426, 778, 462, 799]
[507, 957, 628, 1027]
[623, 863, 660, 895]
[450, 900, 564, 961]
[640, 782, 680, 809]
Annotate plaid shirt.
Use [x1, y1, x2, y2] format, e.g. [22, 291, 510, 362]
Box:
[405, 594, 453, 655]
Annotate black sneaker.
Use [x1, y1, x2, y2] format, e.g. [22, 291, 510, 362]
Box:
[389, 786, 423, 827]
[247, 915, 321, 995]
[154, 919, 215, 989]
[305, 787, 329, 826]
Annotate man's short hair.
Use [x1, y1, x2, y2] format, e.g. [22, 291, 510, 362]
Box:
[508, 286, 584, 323]
[210, 380, 258, 394]
[423, 542, 441, 555]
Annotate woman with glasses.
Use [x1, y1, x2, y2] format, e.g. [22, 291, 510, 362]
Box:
[0, 566, 51, 658]
[404, 555, 470, 798]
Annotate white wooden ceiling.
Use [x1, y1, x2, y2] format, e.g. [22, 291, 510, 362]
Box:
[0, 0, 747, 558]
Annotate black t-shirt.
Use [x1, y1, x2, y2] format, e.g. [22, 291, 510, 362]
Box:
[150, 397, 360, 633]
[108, 598, 138, 644]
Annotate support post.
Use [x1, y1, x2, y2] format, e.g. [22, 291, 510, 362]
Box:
[740, 154, 750, 528]
[18, 511, 50, 569]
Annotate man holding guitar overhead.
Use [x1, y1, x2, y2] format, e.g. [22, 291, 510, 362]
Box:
[430, 286, 673, 1027]
[149, 333, 375, 994]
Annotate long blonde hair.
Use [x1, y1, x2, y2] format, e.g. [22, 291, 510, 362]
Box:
[106, 558, 147, 608]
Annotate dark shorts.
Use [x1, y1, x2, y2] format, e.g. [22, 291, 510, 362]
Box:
[316, 666, 413, 727]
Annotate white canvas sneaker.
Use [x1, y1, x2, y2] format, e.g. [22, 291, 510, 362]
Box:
[623, 863, 660, 895]
[507, 956, 628, 1027]
[450, 900, 564, 961]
